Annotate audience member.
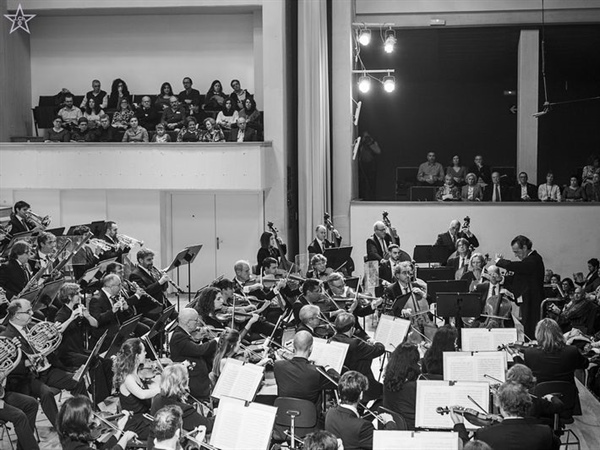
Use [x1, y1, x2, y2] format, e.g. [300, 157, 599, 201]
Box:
[238, 97, 261, 134]
[155, 82, 174, 112]
[107, 78, 132, 110]
[57, 94, 83, 129]
[178, 77, 201, 114]
[584, 173, 600, 202]
[436, 174, 460, 201]
[538, 171, 561, 202]
[229, 79, 252, 110]
[483, 171, 508, 202]
[417, 151, 444, 186]
[446, 155, 467, 186]
[135, 96, 160, 131]
[111, 98, 135, 130]
[122, 117, 149, 142]
[190, 102, 208, 126]
[582, 154, 600, 185]
[82, 97, 104, 128]
[70, 117, 91, 142]
[44, 117, 70, 142]
[227, 117, 257, 142]
[204, 79, 228, 110]
[562, 175, 586, 202]
[150, 122, 172, 143]
[162, 96, 187, 131]
[578, 258, 600, 294]
[79, 79, 108, 110]
[461, 173, 483, 201]
[468, 155, 492, 187]
[512, 172, 538, 201]
[92, 114, 118, 142]
[201, 117, 225, 142]
[551, 286, 595, 334]
[176, 117, 201, 142]
[383, 343, 421, 429]
[216, 98, 239, 131]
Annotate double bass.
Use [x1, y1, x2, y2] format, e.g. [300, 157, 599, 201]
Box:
[267, 221, 297, 273]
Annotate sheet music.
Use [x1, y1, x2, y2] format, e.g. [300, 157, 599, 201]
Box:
[374, 314, 410, 352]
[415, 380, 489, 430]
[210, 396, 277, 450]
[309, 337, 349, 374]
[373, 430, 461, 450]
[443, 351, 506, 384]
[211, 358, 265, 402]
[461, 328, 517, 352]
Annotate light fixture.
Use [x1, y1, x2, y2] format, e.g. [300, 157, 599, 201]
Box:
[358, 75, 371, 93]
[358, 28, 371, 46]
[383, 75, 396, 93]
[384, 28, 396, 53]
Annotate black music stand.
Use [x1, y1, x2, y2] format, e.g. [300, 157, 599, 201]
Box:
[74, 331, 108, 403]
[417, 267, 455, 282]
[1, 231, 37, 258]
[390, 293, 411, 318]
[436, 293, 482, 348]
[145, 305, 176, 342]
[45, 227, 65, 236]
[24, 279, 65, 312]
[413, 245, 448, 266]
[164, 244, 203, 305]
[323, 246, 353, 274]
[66, 224, 91, 235]
[89, 221, 107, 238]
[103, 315, 142, 358]
[426, 280, 470, 301]
[79, 257, 118, 291]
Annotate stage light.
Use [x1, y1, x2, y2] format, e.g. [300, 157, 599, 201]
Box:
[383, 75, 396, 93]
[358, 29, 371, 46]
[358, 76, 371, 93]
[384, 29, 396, 53]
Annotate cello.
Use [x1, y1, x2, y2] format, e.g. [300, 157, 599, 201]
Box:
[267, 221, 297, 273]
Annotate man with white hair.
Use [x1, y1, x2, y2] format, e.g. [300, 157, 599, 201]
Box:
[135, 96, 160, 131]
[435, 218, 479, 258]
[365, 221, 400, 263]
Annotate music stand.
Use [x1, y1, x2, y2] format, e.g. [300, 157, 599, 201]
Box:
[413, 245, 448, 266]
[417, 267, 455, 282]
[25, 279, 65, 312]
[103, 315, 142, 358]
[1, 231, 37, 258]
[66, 224, 91, 236]
[390, 293, 411, 318]
[427, 280, 469, 301]
[145, 305, 176, 342]
[164, 244, 203, 304]
[323, 246, 353, 274]
[74, 331, 108, 403]
[436, 293, 482, 348]
[79, 257, 117, 290]
[89, 221, 107, 238]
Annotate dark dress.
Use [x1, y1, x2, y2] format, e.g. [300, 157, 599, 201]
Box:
[119, 391, 152, 440]
[382, 381, 417, 429]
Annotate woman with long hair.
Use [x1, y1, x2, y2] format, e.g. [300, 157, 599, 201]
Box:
[257, 231, 286, 269]
[204, 79, 228, 110]
[112, 338, 159, 440]
[239, 97, 261, 133]
[107, 78, 132, 110]
[192, 286, 225, 328]
[216, 98, 239, 130]
[382, 343, 421, 429]
[83, 97, 104, 128]
[57, 395, 136, 450]
[155, 82, 174, 111]
[421, 324, 458, 376]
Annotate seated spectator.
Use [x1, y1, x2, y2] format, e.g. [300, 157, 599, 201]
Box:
[468, 155, 492, 187]
[383, 343, 421, 429]
[177, 117, 201, 142]
[550, 287, 595, 334]
[417, 151, 444, 186]
[216, 98, 239, 131]
[122, 117, 149, 143]
[162, 96, 187, 132]
[511, 172, 538, 201]
[238, 97, 261, 134]
[436, 174, 460, 201]
[562, 175, 586, 202]
[201, 118, 225, 143]
[483, 171, 508, 202]
[44, 117, 70, 142]
[91, 113, 118, 142]
[578, 258, 600, 294]
[107, 78, 132, 110]
[135, 96, 160, 131]
[584, 173, 600, 202]
[227, 117, 257, 143]
[461, 173, 483, 201]
[229, 79, 253, 111]
[178, 77, 201, 115]
[446, 155, 467, 186]
[57, 94, 82, 130]
[204, 79, 227, 111]
[582, 154, 600, 185]
[150, 122, 171, 143]
[154, 82, 174, 112]
[82, 97, 104, 128]
[538, 171, 561, 202]
[70, 117, 91, 142]
[190, 103, 208, 127]
[80, 79, 108, 110]
[111, 98, 135, 130]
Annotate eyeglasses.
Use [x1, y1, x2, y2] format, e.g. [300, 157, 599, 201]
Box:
[17, 309, 33, 315]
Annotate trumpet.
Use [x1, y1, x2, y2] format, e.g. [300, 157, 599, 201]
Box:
[117, 234, 144, 247]
[25, 210, 51, 229]
[89, 238, 115, 252]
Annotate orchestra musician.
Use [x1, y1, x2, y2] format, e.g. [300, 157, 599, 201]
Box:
[461, 253, 486, 291]
[129, 249, 170, 317]
[551, 287, 595, 334]
[471, 265, 506, 327]
[296, 304, 324, 336]
[0, 375, 40, 450]
[257, 231, 287, 269]
[308, 224, 341, 255]
[28, 232, 57, 276]
[1, 299, 87, 428]
[0, 241, 33, 304]
[260, 256, 299, 316]
[292, 279, 340, 326]
[169, 308, 217, 400]
[435, 219, 479, 261]
[194, 285, 237, 328]
[378, 244, 412, 287]
[99, 221, 131, 263]
[446, 238, 472, 279]
[421, 325, 458, 377]
[151, 405, 183, 450]
[366, 221, 400, 263]
[330, 312, 386, 402]
[383, 262, 425, 319]
[306, 254, 331, 281]
[8, 201, 44, 234]
[71, 225, 103, 281]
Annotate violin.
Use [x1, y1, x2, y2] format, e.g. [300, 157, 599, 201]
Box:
[90, 411, 128, 441]
[137, 357, 173, 382]
[436, 405, 503, 427]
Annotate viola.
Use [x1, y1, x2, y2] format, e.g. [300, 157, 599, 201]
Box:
[436, 405, 503, 427]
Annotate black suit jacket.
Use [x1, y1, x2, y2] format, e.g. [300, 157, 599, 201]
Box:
[88, 289, 133, 347]
[497, 250, 545, 337]
[365, 233, 400, 262]
[511, 183, 538, 201]
[98, 235, 130, 263]
[273, 356, 336, 404]
[468, 164, 492, 185]
[331, 334, 385, 385]
[129, 266, 167, 305]
[8, 213, 32, 234]
[226, 127, 257, 142]
[483, 183, 509, 202]
[169, 326, 217, 399]
[307, 238, 336, 255]
[435, 231, 479, 256]
[325, 405, 395, 450]
[0, 259, 29, 299]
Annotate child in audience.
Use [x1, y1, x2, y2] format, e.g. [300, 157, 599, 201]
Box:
[151, 122, 171, 143]
[177, 117, 201, 142]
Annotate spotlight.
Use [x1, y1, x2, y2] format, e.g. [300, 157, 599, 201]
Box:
[358, 75, 371, 93]
[383, 75, 395, 93]
[358, 29, 371, 46]
[384, 29, 396, 53]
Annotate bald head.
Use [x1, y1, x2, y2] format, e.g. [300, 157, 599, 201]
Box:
[449, 220, 460, 235]
[293, 331, 313, 355]
[179, 308, 199, 332]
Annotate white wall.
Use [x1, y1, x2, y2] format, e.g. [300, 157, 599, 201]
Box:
[30, 14, 258, 106]
[350, 202, 600, 283]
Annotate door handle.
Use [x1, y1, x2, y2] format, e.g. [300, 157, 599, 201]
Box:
[216, 237, 220, 250]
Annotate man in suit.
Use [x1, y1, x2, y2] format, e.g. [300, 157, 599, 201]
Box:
[365, 221, 400, 263]
[511, 172, 538, 201]
[483, 171, 508, 202]
[0, 241, 32, 301]
[169, 308, 217, 400]
[325, 371, 396, 450]
[434, 219, 479, 261]
[134, 96, 160, 131]
[496, 235, 545, 338]
[308, 224, 341, 255]
[580, 258, 600, 294]
[227, 117, 257, 142]
[129, 248, 169, 317]
[471, 265, 513, 327]
[273, 330, 337, 405]
[383, 261, 425, 319]
[452, 382, 559, 450]
[99, 221, 131, 263]
[28, 232, 57, 276]
[295, 304, 323, 336]
[378, 244, 412, 286]
[8, 201, 38, 235]
[0, 389, 40, 450]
